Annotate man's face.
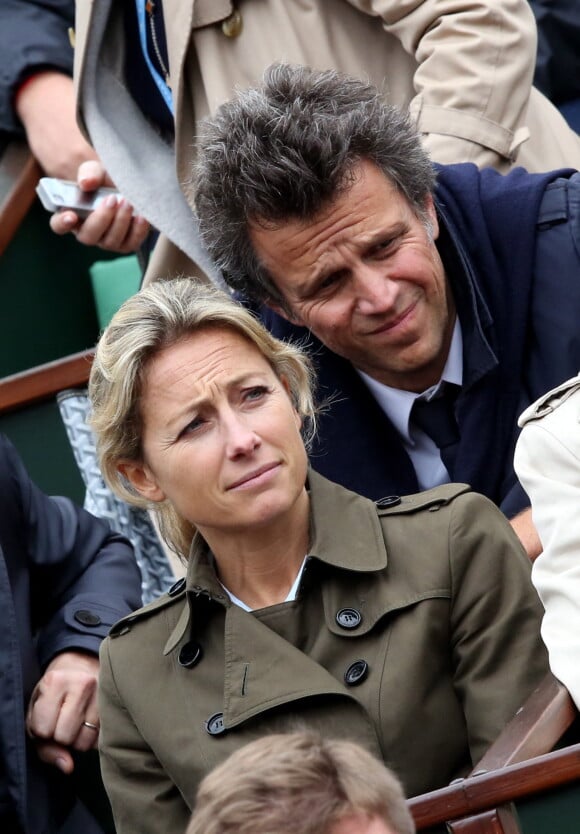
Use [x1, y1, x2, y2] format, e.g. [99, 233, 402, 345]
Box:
[250, 160, 456, 393]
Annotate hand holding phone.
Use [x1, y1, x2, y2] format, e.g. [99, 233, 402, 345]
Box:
[36, 177, 120, 219]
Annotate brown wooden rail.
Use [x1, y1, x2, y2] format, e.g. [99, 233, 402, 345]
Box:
[411, 674, 578, 832]
[472, 674, 576, 772]
[410, 742, 580, 830]
[0, 349, 94, 413]
[0, 138, 41, 257]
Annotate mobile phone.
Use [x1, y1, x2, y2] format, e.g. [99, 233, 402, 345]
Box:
[36, 177, 120, 218]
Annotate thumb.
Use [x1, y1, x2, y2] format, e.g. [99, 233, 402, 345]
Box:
[35, 741, 75, 774]
[77, 159, 115, 190]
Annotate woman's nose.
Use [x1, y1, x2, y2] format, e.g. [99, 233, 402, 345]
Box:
[225, 415, 261, 457]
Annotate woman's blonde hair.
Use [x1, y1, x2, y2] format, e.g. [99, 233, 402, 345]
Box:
[89, 278, 316, 557]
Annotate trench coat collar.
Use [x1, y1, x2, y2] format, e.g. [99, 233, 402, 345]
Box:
[306, 469, 387, 572]
[185, 467, 388, 584]
[163, 469, 387, 654]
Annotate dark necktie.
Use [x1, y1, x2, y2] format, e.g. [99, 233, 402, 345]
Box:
[411, 386, 460, 476]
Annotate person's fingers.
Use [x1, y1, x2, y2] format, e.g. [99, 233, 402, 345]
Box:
[77, 158, 108, 190]
[27, 667, 97, 747]
[49, 209, 81, 236]
[108, 213, 151, 254]
[49, 196, 148, 252]
[89, 197, 135, 250]
[34, 741, 75, 774]
[73, 718, 101, 752]
[26, 679, 62, 742]
[76, 197, 148, 253]
[73, 195, 124, 247]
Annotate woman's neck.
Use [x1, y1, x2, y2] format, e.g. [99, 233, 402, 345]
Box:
[200, 490, 310, 609]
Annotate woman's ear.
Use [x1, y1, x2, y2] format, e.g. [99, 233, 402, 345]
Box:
[117, 460, 166, 503]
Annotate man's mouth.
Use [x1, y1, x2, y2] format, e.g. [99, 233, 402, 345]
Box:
[366, 300, 418, 336]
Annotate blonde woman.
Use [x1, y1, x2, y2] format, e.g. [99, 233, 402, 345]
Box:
[89, 278, 546, 834]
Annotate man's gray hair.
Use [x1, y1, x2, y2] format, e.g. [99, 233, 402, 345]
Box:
[194, 62, 435, 307]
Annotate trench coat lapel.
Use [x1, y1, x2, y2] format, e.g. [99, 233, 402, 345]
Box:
[222, 604, 354, 728]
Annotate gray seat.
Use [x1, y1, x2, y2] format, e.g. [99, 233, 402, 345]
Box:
[57, 389, 175, 604]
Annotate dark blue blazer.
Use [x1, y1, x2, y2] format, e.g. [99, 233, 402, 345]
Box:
[0, 434, 140, 834]
[259, 163, 580, 517]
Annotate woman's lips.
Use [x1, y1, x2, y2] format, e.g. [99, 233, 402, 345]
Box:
[227, 462, 281, 491]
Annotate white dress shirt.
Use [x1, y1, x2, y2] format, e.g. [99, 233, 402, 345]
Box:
[358, 319, 463, 490]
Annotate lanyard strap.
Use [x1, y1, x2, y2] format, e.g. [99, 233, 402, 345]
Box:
[135, 0, 174, 115]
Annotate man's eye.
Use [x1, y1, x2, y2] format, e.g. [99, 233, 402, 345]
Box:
[319, 273, 342, 291]
[374, 239, 394, 255]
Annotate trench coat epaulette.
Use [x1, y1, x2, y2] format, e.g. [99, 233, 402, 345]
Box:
[109, 577, 187, 638]
[374, 482, 472, 516]
[518, 374, 580, 428]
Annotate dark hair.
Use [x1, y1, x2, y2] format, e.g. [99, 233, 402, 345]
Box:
[194, 62, 435, 307]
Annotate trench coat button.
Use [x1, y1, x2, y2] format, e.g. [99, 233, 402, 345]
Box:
[336, 608, 362, 629]
[344, 660, 369, 686]
[221, 9, 243, 38]
[375, 495, 401, 509]
[178, 641, 203, 669]
[168, 577, 186, 596]
[206, 712, 226, 736]
[74, 609, 101, 627]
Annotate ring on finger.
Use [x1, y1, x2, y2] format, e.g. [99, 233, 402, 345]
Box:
[83, 720, 99, 731]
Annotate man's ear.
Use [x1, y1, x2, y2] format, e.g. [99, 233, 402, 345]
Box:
[117, 460, 166, 503]
[265, 299, 305, 327]
[423, 194, 439, 241]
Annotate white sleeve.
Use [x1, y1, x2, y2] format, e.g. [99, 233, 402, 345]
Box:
[514, 400, 580, 707]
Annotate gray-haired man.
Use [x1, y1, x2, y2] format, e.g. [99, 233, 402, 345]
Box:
[193, 63, 580, 560]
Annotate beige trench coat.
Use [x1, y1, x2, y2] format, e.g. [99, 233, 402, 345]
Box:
[73, 0, 580, 284]
[98, 472, 547, 834]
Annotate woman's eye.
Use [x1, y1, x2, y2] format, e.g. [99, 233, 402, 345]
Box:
[180, 416, 205, 437]
[244, 385, 269, 402]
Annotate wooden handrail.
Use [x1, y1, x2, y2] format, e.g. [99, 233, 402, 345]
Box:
[410, 742, 580, 829]
[0, 349, 94, 414]
[471, 674, 576, 772]
[0, 138, 41, 257]
[418, 674, 577, 833]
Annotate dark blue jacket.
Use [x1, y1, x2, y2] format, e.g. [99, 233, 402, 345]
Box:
[0, 0, 74, 135]
[530, 0, 580, 105]
[259, 163, 580, 518]
[0, 434, 141, 833]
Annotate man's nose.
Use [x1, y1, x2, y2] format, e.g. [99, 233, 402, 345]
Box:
[354, 265, 396, 315]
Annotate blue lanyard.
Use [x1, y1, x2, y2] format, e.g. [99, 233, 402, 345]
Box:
[135, 0, 174, 116]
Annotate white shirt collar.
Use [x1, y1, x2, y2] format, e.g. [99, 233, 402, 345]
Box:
[218, 555, 309, 612]
[357, 318, 463, 443]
